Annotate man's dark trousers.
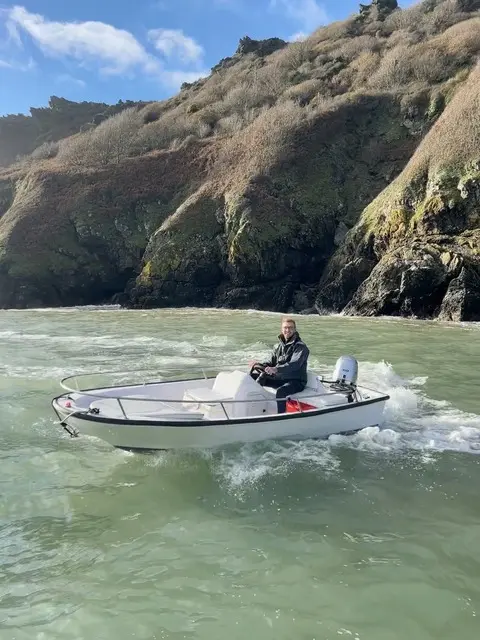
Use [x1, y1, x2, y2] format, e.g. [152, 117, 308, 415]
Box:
[251, 372, 305, 413]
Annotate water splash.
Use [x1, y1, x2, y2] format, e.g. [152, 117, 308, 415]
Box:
[203, 359, 480, 492]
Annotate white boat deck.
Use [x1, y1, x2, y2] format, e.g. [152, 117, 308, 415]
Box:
[58, 368, 366, 423]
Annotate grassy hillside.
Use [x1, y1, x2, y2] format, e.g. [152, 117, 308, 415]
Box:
[0, 96, 145, 168]
[0, 0, 479, 319]
[317, 58, 480, 320]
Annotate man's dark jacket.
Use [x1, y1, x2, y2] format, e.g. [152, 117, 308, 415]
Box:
[263, 332, 309, 385]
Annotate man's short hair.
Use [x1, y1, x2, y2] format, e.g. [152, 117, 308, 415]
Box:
[282, 317, 296, 329]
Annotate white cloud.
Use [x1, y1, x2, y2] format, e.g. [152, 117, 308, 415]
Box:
[148, 29, 204, 64]
[271, 0, 329, 32]
[56, 73, 86, 88]
[3, 6, 209, 91]
[162, 69, 209, 88]
[5, 19, 23, 47]
[0, 56, 35, 71]
[7, 5, 160, 75]
[289, 31, 308, 42]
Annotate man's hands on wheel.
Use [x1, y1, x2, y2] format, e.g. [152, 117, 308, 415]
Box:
[248, 361, 277, 375]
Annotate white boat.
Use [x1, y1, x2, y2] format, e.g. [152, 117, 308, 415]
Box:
[51, 356, 389, 451]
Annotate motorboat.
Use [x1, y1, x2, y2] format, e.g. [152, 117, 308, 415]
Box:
[51, 356, 389, 451]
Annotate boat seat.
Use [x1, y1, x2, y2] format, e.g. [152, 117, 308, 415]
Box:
[183, 387, 233, 404]
[183, 370, 276, 419]
[262, 370, 324, 404]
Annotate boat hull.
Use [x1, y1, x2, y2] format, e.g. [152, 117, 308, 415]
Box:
[52, 397, 387, 450]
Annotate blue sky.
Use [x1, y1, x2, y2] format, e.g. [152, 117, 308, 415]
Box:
[0, 0, 417, 116]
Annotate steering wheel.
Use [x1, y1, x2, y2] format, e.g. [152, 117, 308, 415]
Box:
[249, 363, 266, 377]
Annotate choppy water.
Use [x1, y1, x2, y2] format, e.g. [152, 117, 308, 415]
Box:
[1, 307, 479, 639]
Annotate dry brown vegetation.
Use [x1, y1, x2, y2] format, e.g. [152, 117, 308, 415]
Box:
[15, 0, 480, 176]
[56, 107, 143, 166]
[214, 100, 307, 186]
[405, 61, 480, 174]
[361, 59, 480, 235]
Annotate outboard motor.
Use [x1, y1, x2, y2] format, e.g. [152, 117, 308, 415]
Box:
[330, 355, 359, 402]
[332, 355, 358, 387]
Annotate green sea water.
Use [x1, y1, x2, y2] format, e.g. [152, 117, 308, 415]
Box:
[0, 307, 479, 640]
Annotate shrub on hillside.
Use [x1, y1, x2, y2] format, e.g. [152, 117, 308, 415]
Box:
[215, 113, 245, 135]
[215, 100, 306, 179]
[337, 35, 380, 61]
[423, 0, 461, 33]
[368, 36, 463, 89]
[343, 51, 382, 88]
[142, 105, 163, 124]
[30, 141, 60, 160]
[57, 107, 142, 166]
[215, 107, 268, 135]
[283, 78, 325, 105]
[129, 108, 212, 156]
[368, 45, 413, 88]
[275, 39, 317, 71]
[434, 17, 480, 58]
[383, 4, 426, 32]
[252, 63, 289, 100]
[222, 82, 265, 113]
[311, 17, 359, 44]
[404, 62, 480, 171]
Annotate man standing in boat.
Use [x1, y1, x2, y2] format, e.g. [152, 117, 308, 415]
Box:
[249, 317, 309, 413]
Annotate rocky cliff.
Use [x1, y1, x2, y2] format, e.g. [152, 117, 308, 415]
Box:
[0, 0, 479, 320]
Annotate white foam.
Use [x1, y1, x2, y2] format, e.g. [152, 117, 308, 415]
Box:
[209, 438, 342, 496]
[201, 335, 230, 348]
[201, 357, 480, 492]
[0, 331, 201, 354]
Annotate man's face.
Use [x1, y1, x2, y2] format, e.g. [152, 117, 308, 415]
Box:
[281, 321, 295, 340]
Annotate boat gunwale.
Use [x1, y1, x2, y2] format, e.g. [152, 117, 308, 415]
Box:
[59, 372, 383, 405]
[52, 392, 390, 428]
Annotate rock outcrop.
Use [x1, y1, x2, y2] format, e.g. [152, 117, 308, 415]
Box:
[359, 0, 398, 21]
[210, 36, 287, 75]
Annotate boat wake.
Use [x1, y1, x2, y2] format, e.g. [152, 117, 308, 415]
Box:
[354, 360, 480, 454]
[196, 360, 480, 493]
[2, 321, 478, 475]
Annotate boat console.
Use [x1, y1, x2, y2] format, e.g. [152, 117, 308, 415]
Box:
[182, 369, 348, 419]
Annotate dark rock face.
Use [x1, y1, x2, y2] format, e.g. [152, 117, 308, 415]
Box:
[123, 94, 419, 314]
[438, 264, 480, 321]
[211, 36, 287, 73]
[315, 256, 376, 313]
[217, 280, 297, 312]
[340, 246, 453, 318]
[359, 0, 399, 21]
[235, 36, 287, 57]
[457, 0, 480, 12]
[374, 0, 399, 10]
[317, 186, 480, 322]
